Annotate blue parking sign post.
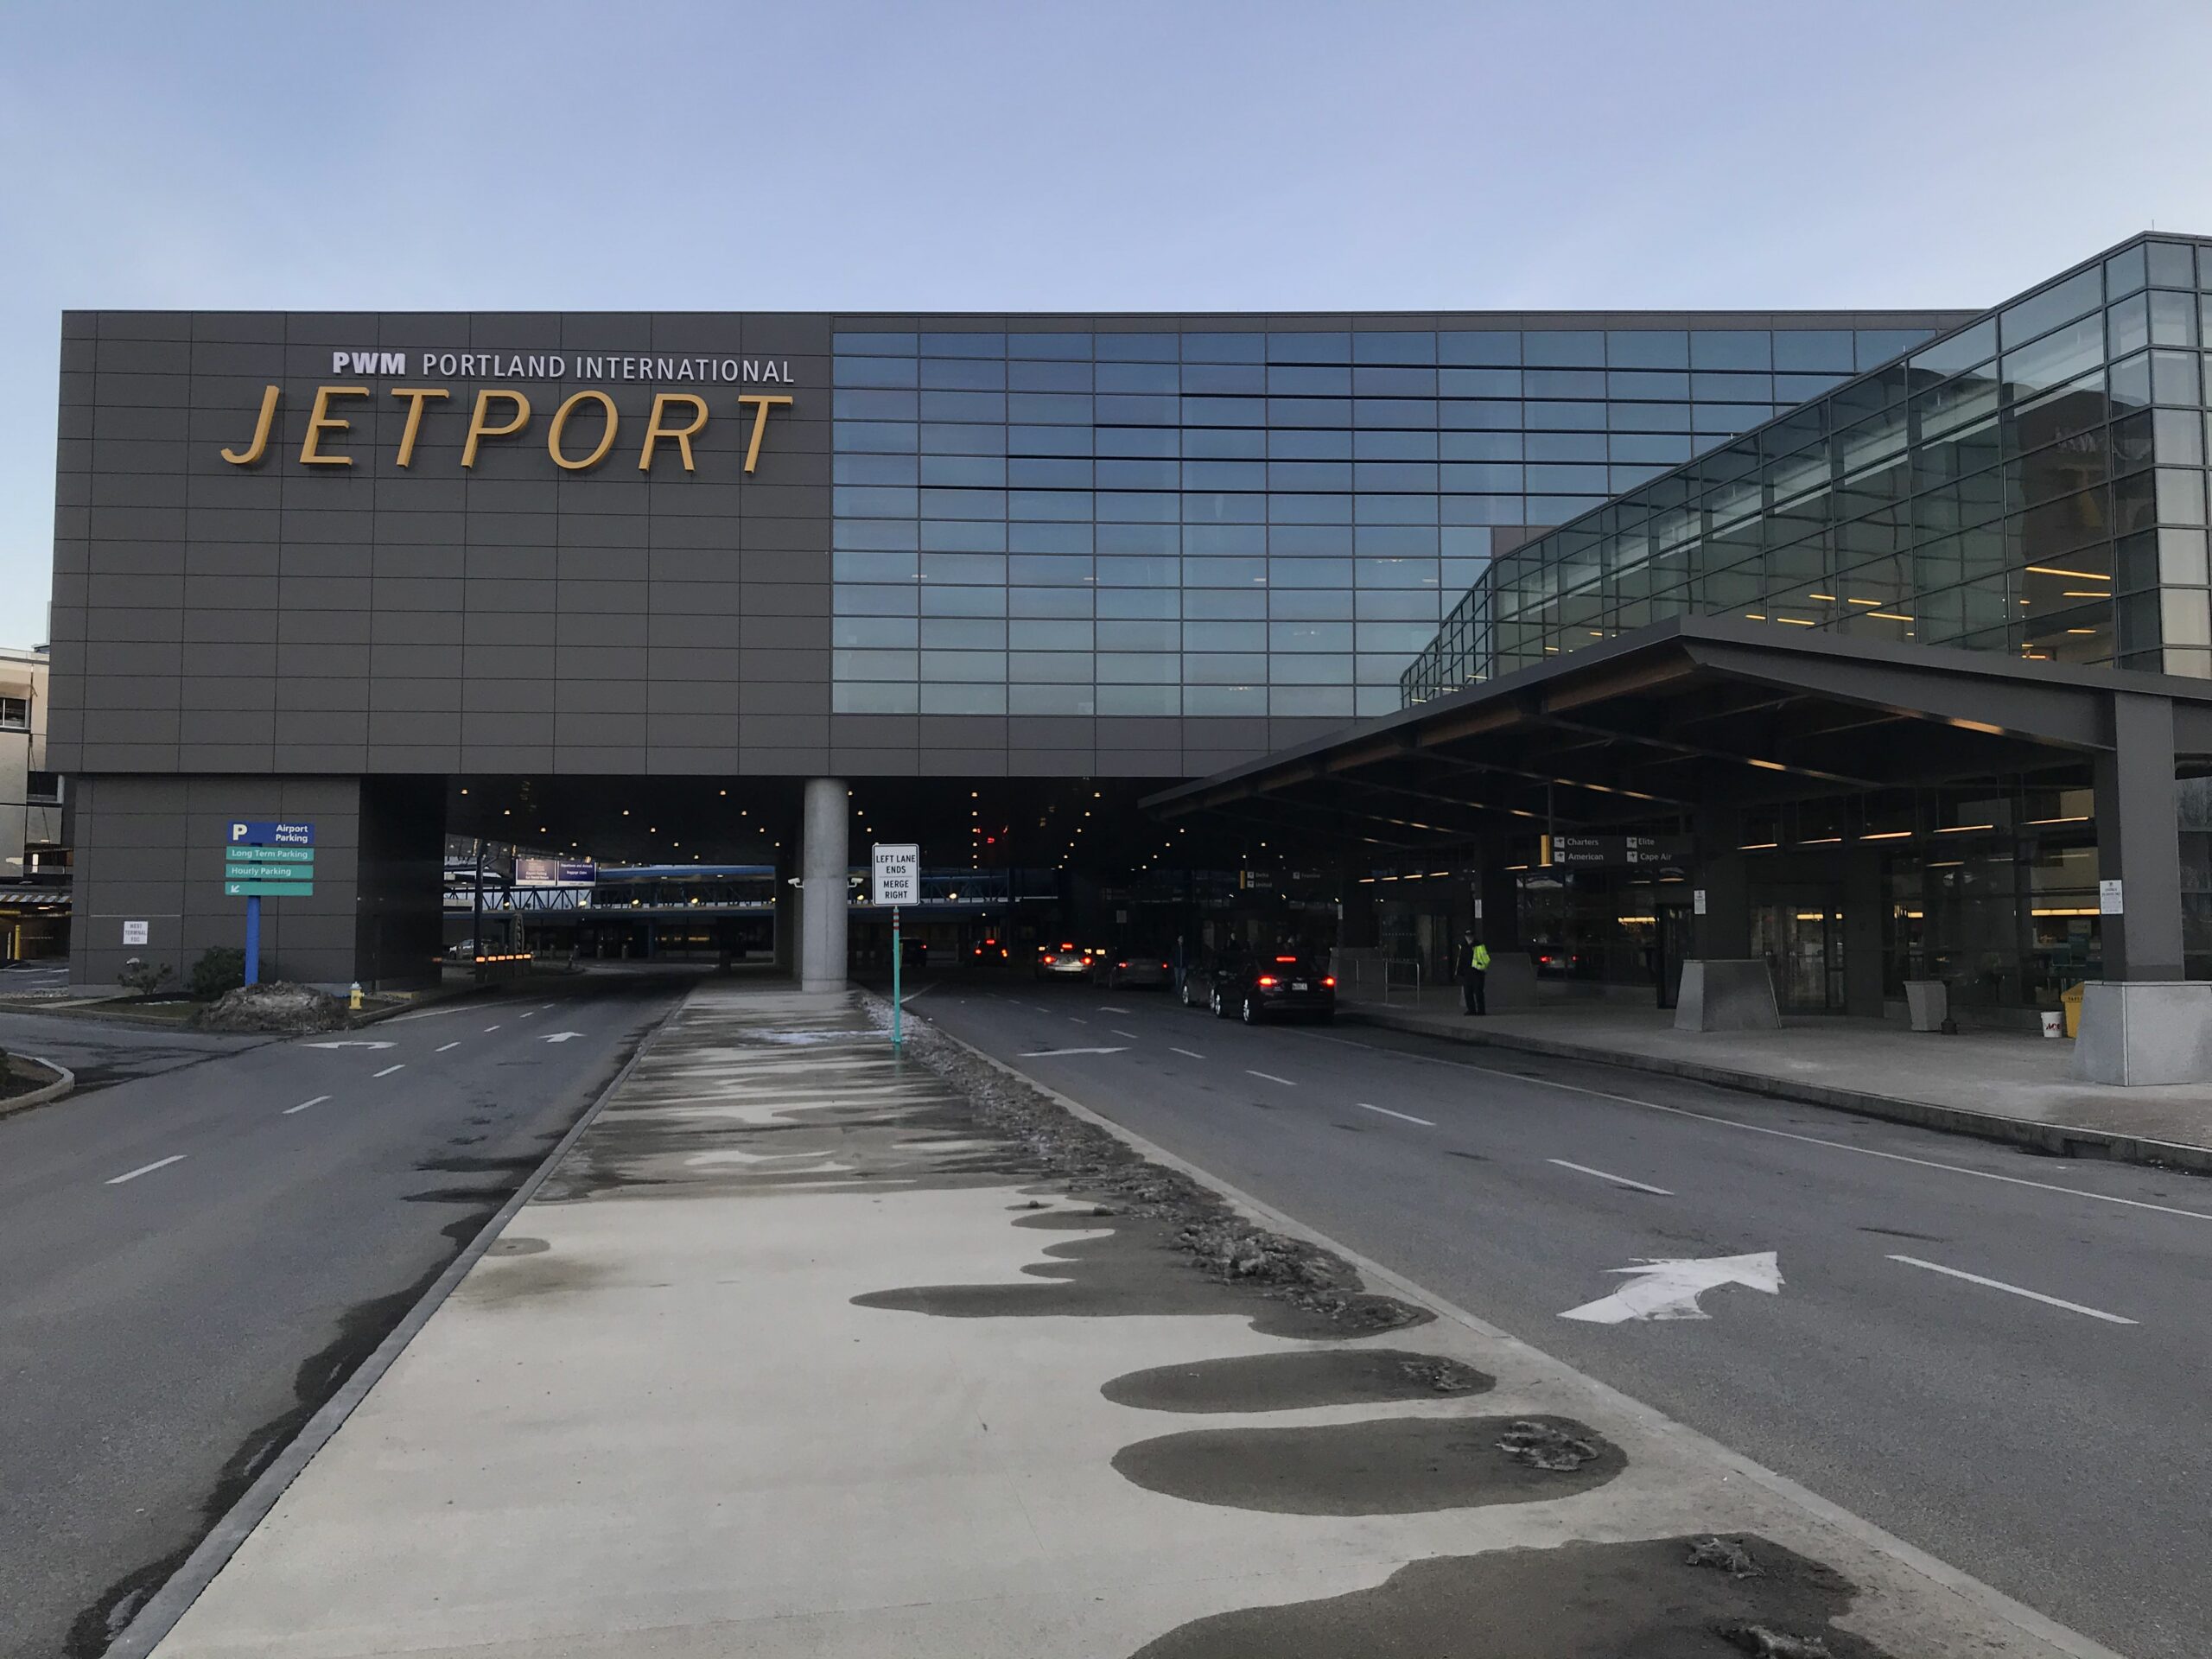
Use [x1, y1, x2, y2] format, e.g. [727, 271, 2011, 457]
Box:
[225, 820, 315, 986]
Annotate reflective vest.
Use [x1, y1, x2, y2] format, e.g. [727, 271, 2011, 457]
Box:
[1471, 944, 1491, 971]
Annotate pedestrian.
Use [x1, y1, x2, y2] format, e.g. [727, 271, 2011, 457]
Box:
[1460, 931, 1491, 1015]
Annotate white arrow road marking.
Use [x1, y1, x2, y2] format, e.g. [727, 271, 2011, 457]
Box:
[1019, 1046, 1129, 1058]
[107, 1154, 185, 1185]
[1887, 1255, 2138, 1325]
[372, 1064, 404, 1078]
[302, 1039, 395, 1050]
[1358, 1102, 1434, 1126]
[283, 1095, 331, 1116]
[1560, 1251, 1782, 1324]
[543, 1031, 584, 1043]
[1548, 1159, 1674, 1196]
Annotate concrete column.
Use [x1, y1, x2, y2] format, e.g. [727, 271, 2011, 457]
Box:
[2094, 692, 2184, 981]
[1337, 864, 1378, 950]
[1694, 809, 1752, 959]
[1841, 846, 1885, 1018]
[798, 777, 849, 992]
[2075, 692, 2212, 1083]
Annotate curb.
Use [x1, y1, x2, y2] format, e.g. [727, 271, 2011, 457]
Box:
[1339, 1003, 2212, 1176]
[0, 1056, 74, 1119]
[907, 1005, 2126, 1659]
[100, 992, 687, 1659]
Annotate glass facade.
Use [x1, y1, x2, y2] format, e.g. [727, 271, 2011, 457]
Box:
[828, 318, 1955, 717]
[1404, 234, 2212, 702]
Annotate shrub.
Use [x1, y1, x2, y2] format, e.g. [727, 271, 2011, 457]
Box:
[118, 957, 175, 996]
[188, 945, 261, 999]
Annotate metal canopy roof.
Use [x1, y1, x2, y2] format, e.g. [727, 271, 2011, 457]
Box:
[1142, 616, 2212, 853]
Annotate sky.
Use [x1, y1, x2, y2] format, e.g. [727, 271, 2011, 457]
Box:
[5, 0, 2212, 640]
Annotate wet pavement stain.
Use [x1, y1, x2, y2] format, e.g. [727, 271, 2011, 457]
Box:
[1127, 1534, 1895, 1657]
[1110, 1412, 1622, 1515]
[1102, 1348, 1492, 1414]
[486, 1236, 550, 1256]
[855, 1208, 1427, 1339]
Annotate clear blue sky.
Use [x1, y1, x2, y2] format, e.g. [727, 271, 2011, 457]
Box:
[5, 0, 2211, 640]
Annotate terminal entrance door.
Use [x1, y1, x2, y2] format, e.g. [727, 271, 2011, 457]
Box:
[1750, 898, 1844, 1013]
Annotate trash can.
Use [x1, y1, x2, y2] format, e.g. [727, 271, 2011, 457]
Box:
[2040, 1010, 2065, 1039]
[2060, 981, 2084, 1039]
[1904, 979, 1948, 1033]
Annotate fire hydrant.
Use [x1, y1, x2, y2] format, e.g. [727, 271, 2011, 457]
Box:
[348, 981, 364, 1012]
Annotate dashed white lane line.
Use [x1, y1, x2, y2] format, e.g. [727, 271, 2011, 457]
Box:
[372, 1064, 405, 1078]
[1358, 1102, 1434, 1126]
[1099, 1004, 1131, 1014]
[484, 1024, 501, 1032]
[1069, 1016, 1089, 1025]
[107, 1154, 185, 1185]
[1111, 1028, 1140, 1039]
[1246, 1069, 1296, 1087]
[1170, 1047, 1205, 1060]
[436, 1041, 461, 1052]
[1887, 1255, 2138, 1325]
[519, 1011, 536, 1020]
[1306, 1031, 2212, 1226]
[283, 1095, 332, 1116]
[1548, 1157, 1673, 1196]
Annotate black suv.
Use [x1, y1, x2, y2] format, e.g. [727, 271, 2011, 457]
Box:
[1210, 951, 1336, 1024]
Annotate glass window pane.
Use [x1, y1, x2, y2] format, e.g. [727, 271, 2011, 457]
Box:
[2000, 266, 2103, 349]
[1437, 330, 1521, 365]
[1772, 329, 1855, 372]
[1606, 330, 1688, 369]
[1522, 330, 1605, 367]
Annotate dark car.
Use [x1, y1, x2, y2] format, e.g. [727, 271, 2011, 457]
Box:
[1210, 951, 1335, 1024]
[1096, 950, 1172, 988]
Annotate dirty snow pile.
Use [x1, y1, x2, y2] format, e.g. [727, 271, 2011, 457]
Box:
[197, 982, 350, 1033]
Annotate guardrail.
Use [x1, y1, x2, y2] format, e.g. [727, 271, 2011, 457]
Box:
[1337, 954, 1425, 1004]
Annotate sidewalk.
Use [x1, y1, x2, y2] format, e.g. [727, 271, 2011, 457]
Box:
[137, 982, 2108, 1659]
[1341, 989, 2212, 1173]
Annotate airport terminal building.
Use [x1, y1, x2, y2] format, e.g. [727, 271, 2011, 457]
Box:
[47, 233, 2212, 1079]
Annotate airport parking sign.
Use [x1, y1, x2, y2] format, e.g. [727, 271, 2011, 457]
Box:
[872, 842, 919, 907]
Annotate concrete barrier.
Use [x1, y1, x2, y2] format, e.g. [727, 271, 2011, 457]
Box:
[1673, 959, 1781, 1033]
[2072, 981, 2212, 1085]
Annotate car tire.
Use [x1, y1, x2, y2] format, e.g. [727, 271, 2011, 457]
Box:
[1241, 995, 1258, 1025]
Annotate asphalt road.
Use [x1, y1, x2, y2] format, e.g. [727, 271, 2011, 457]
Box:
[0, 968, 690, 1659]
[919, 976, 2212, 1659]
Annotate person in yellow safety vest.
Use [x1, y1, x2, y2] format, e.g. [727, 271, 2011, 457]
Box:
[1459, 931, 1491, 1015]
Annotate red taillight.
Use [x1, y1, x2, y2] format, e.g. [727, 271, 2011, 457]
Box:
[1256, 975, 1278, 988]
[1041, 954, 1057, 965]
[1274, 955, 1298, 963]
[1061, 942, 1074, 950]
[1117, 960, 1128, 969]
[1323, 976, 1336, 988]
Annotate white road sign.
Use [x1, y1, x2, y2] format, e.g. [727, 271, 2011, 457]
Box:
[872, 842, 919, 907]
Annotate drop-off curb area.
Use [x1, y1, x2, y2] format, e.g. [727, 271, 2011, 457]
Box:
[1339, 1002, 2212, 1176]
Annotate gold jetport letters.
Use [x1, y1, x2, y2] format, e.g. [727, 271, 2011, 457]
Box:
[219, 386, 795, 474]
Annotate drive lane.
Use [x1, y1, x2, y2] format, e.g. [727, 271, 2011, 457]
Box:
[0, 970, 690, 1659]
[926, 981, 2211, 1659]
